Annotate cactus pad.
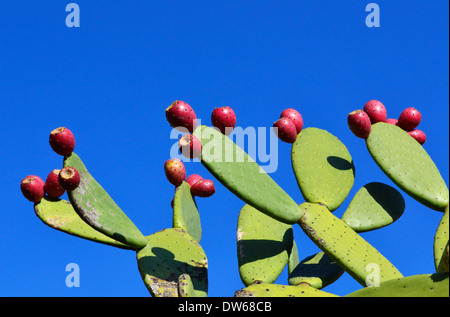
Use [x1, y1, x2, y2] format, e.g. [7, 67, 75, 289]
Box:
[234, 282, 339, 297]
[136, 228, 208, 297]
[288, 251, 344, 289]
[298, 202, 403, 286]
[434, 204, 449, 273]
[34, 197, 133, 250]
[366, 122, 449, 211]
[194, 125, 302, 224]
[172, 181, 202, 243]
[341, 182, 405, 232]
[178, 274, 199, 297]
[64, 153, 147, 250]
[291, 127, 354, 211]
[237, 204, 293, 286]
[345, 273, 449, 297]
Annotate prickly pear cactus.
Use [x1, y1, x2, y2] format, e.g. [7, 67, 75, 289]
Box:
[24, 99, 448, 297]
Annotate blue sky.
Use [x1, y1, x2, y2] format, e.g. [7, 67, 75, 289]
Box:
[1, 1, 448, 297]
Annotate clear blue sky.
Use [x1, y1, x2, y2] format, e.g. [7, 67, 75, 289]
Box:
[1, 1, 448, 297]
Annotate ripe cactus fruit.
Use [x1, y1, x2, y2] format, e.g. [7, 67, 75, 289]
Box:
[178, 134, 202, 159]
[397, 107, 422, 131]
[165, 100, 197, 133]
[211, 106, 237, 135]
[49, 127, 75, 156]
[190, 179, 215, 197]
[44, 169, 66, 198]
[363, 100, 387, 124]
[273, 117, 298, 143]
[347, 110, 371, 139]
[58, 166, 81, 191]
[280, 108, 303, 134]
[164, 158, 186, 187]
[186, 174, 203, 187]
[20, 175, 45, 203]
[408, 129, 426, 145]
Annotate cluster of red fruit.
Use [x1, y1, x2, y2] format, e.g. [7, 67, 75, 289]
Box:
[164, 100, 238, 198]
[272, 108, 304, 143]
[348, 100, 426, 145]
[20, 127, 81, 203]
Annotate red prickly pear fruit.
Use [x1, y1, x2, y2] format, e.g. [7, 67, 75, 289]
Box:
[279, 108, 303, 134]
[49, 127, 75, 156]
[178, 134, 202, 159]
[186, 174, 203, 187]
[211, 106, 237, 135]
[408, 129, 426, 145]
[165, 100, 197, 133]
[20, 175, 45, 203]
[164, 158, 186, 187]
[397, 107, 422, 131]
[58, 167, 81, 191]
[347, 110, 372, 139]
[363, 100, 387, 124]
[45, 169, 66, 198]
[386, 118, 398, 125]
[273, 117, 298, 143]
[190, 179, 215, 197]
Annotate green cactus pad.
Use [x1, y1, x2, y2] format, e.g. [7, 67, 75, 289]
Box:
[288, 240, 300, 275]
[234, 283, 339, 297]
[345, 273, 449, 297]
[291, 127, 355, 211]
[237, 204, 293, 286]
[64, 153, 147, 250]
[434, 204, 449, 273]
[136, 228, 208, 297]
[298, 202, 403, 286]
[193, 125, 302, 224]
[341, 182, 405, 232]
[34, 197, 133, 250]
[178, 274, 200, 297]
[366, 123, 449, 212]
[288, 251, 344, 289]
[172, 182, 201, 243]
